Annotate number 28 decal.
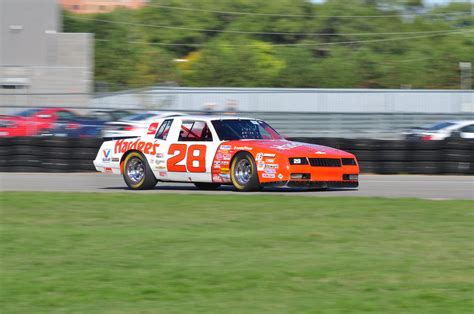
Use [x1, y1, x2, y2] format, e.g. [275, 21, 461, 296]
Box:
[167, 144, 206, 173]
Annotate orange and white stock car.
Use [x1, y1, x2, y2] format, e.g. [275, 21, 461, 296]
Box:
[94, 115, 359, 191]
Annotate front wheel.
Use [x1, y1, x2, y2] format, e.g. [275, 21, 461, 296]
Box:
[122, 152, 157, 190]
[231, 152, 260, 192]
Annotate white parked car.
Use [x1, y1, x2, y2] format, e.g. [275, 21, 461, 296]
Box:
[102, 111, 183, 139]
[404, 120, 474, 140]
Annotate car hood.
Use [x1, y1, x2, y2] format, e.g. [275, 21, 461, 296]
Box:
[226, 140, 354, 158]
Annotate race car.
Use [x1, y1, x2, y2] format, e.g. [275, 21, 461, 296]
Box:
[94, 115, 359, 191]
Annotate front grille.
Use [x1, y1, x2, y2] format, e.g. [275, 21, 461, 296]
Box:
[308, 158, 341, 167]
[342, 158, 357, 166]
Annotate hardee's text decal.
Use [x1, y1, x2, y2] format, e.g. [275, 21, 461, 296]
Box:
[114, 139, 160, 155]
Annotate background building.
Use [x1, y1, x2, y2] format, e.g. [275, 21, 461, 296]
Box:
[59, 0, 147, 14]
[0, 0, 93, 109]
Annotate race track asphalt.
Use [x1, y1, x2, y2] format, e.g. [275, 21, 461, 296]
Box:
[0, 173, 473, 200]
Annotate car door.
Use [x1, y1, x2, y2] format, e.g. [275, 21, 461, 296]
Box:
[164, 119, 220, 183]
[459, 124, 474, 139]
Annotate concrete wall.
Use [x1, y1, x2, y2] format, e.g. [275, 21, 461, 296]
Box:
[92, 87, 474, 114]
[0, 0, 93, 108]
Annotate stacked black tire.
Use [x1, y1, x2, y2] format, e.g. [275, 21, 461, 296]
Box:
[290, 137, 474, 175]
[0, 137, 102, 172]
[0, 137, 472, 174]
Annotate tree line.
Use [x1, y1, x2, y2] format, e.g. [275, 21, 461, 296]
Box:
[63, 0, 474, 91]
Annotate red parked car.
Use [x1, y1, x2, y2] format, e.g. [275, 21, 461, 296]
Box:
[0, 108, 79, 137]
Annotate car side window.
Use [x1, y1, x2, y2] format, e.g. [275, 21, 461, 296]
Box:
[155, 119, 173, 140]
[179, 120, 213, 142]
[56, 111, 76, 120]
[460, 124, 474, 133]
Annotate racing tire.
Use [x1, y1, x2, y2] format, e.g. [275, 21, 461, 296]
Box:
[194, 183, 221, 190]
[122, 151, 157, 190]
[230, 152, 260, 192]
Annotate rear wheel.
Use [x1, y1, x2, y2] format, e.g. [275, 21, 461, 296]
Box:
[123, 152, 157, 190]
[194, 183, 221, 190]
[231, 152, 260, 192]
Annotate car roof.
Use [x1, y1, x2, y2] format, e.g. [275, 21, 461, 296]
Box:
[169, 115, 257, 121]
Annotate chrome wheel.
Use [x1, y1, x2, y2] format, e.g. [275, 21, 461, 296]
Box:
[126, 157, 145, 184]
[234, 159, 252, 185]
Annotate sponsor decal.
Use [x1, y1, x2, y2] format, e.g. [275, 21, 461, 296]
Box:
[112, 157, 119, 162]
[147, 122, 159, 135]
[220, 174, 230, 180]
[265, 158, 275, 163]
[255, 153, 263, 161]
[233, 146, 253, 151]
[278, 173, 284, 180]
[220, 145, 232, 151]
[221, 160, 230, 166]
[216, 153, 223, 159]
[213, 161, 221, 169]
[114, 139, 160, 156]
[103, 148, 111, 158]
[102, 148, 111, 162]
[262, 173, 276, 179]
[265, 164, 279, 169]
[263, 153, 276, 158]
[104, 167, 113, 174]
[257, 161, 265, 171]
[156, 153, 164, 158]
[220, 168, 230, 174]
[222, 154, 232, 160]
[213, 174, 225, 183]
[159, 171, 167, 177]
[264, 168, 276, 174]
[155, 160, 166, 169]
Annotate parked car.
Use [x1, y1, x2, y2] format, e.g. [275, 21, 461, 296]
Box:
[102, 111, 183, 139]
[404, 120, 474, 140]
[94, 115, 359, 191]
[0, 115, 32, 137]
[87, 110, 134, 122]
[0, 108, 79, 137]
[44, 113, 112, 137]
[48, 110, 135, 137]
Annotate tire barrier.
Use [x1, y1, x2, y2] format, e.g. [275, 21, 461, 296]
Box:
[0, 137, 473, 174]
[0, 137, 102, 173]
[289, 137, 474, 175]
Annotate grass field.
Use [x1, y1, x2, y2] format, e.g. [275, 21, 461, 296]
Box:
[0, 192, 473, 313]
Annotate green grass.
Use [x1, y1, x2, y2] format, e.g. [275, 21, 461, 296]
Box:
[0, 193, 473, 314]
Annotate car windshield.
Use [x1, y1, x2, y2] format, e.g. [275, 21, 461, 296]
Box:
[212, 119, 283, 141]
[124, 113, 156, 121]
[17, 109, 41, 117]
[427, 122, 455, 131]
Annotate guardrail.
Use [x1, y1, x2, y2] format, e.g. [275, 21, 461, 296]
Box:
[0, 137, 472, 175]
